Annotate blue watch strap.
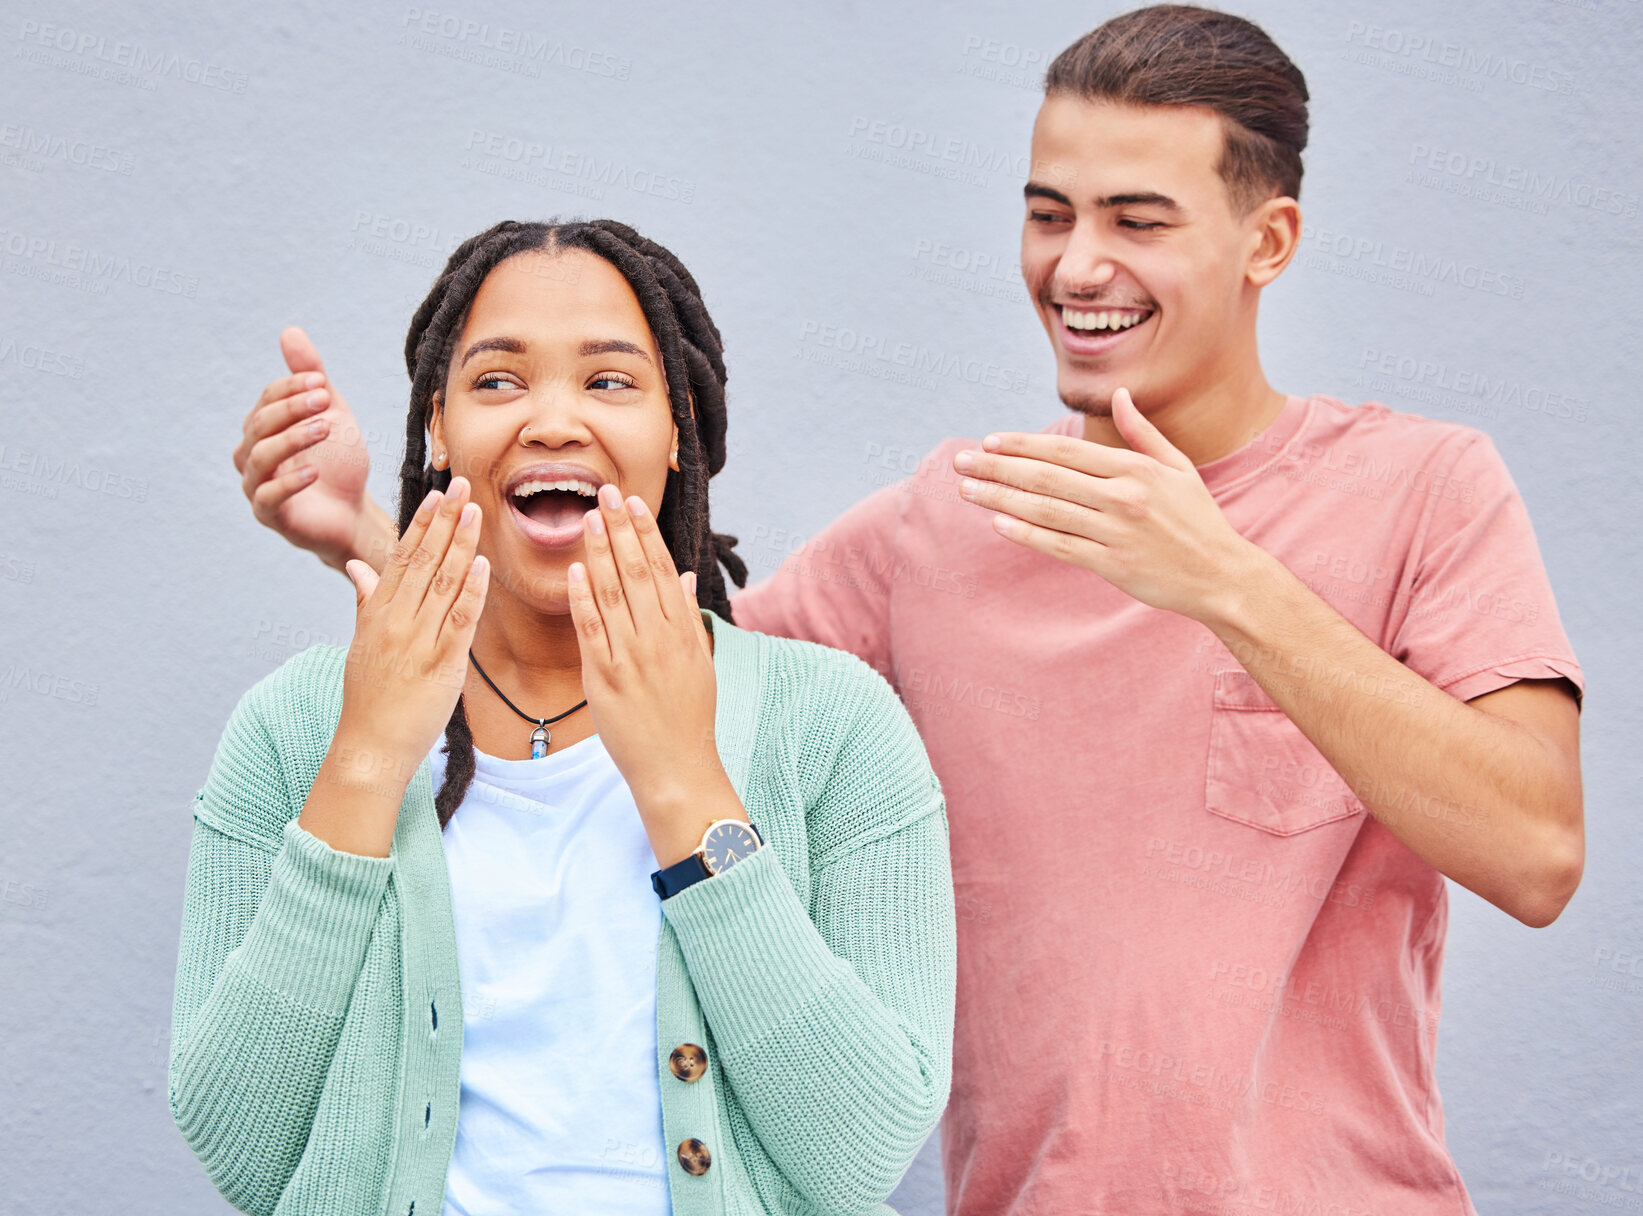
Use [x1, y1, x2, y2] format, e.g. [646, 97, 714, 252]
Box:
[651, 821, 763, 900]
[651, 852, 711, 900]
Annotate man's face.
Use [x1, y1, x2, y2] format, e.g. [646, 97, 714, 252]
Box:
[1022, 96, 1264, 416]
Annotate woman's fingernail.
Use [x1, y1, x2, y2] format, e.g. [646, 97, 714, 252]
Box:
[308, 419, 327, 438]
[626, 495, 648, 518]
[568, 562, 586, 583]
[954, 450, 973, 472]
[459, 503, 478, 527]
[303, 372, 324, 389]
[598, 482, 622, 510]
[420, 489, 440, 512]
[586, 509, 605, 535]
[306, 390, 327, 411]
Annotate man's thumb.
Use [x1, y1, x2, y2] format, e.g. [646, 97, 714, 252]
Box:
[280, 326, 326, 376]
[1111, 387, 1194, 472]
[344, 559, 379, 608]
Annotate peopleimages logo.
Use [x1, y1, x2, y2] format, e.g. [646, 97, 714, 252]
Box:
[1407, 143, 1638, 218]
[14, 20, 250, 93]
[0, 124, 134, 174]
[1303, 225, 1527, 299]
[462, 130, 696, 204]
[399, 9, 631, 79]
[1342, 20, 1576, 94]
[846, 116, 1078, 190]
[796, 319, 1030, 394]
[1358, 347, 1590, 423]
[0, 334, 83, 378]
[0, 226, 199, 297]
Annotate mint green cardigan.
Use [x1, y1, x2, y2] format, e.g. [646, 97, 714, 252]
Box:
[170, 610, 956, 1216]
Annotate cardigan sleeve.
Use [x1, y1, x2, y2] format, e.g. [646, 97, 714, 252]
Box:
[169, 681, 394, 1216]
[661, 663, 957, 1214]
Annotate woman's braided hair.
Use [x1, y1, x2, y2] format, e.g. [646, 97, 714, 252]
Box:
[396, 218, 748, 829]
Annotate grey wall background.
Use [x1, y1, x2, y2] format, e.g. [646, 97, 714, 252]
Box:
[1, 1, 1637, 1212]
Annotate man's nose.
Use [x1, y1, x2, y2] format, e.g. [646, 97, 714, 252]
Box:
[1054, 223, 1119, 294]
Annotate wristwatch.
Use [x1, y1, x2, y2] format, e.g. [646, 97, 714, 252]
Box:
[651, 819, 765, 899]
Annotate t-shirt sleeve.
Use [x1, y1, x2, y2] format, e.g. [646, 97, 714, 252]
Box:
[1386, 431, 1584, 708]
[728, 479, 907, 682]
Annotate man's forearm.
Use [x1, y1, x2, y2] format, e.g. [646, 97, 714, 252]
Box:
[332, 495, 397, 576]
[1200, 543, 1582, 925]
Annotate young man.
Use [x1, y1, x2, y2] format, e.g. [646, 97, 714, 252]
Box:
[234, 8, 1584, 1213]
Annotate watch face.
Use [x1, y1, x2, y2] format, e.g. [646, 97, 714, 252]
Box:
[701, 821, 760, 875]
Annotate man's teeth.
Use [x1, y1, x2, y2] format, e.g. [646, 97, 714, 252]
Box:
[1063, 308, 1149, 332]
[512, 478, 598, 498]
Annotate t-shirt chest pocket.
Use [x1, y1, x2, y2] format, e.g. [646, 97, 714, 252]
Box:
[1205, 669, 1366, 835]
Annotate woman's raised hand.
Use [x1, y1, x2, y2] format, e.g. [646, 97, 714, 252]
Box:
[337, 477, 490, 781]
[567, 484, 740, 867]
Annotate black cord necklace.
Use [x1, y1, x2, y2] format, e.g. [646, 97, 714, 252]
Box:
[467, 652, 587, 759]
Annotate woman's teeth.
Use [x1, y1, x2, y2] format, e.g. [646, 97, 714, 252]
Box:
[1062, 307, 1149, 332]
[512, 478, 598, 499]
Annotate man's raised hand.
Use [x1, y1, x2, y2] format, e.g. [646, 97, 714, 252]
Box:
[951, 386, 1258, 623]
[232, 326, 390, 572]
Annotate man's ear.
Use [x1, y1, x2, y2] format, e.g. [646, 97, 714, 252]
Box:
[1247, 195, 1301, 288]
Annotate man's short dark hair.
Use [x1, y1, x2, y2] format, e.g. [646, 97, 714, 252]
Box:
[1045, 5, 1309, 213]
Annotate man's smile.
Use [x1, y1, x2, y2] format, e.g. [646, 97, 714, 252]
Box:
[1053, 301, 1157, 355]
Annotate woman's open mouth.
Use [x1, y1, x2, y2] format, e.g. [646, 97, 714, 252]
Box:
[506, 474, 601, 550]
[1056, 304, 1155, 357]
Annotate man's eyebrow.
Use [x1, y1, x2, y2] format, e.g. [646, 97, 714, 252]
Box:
[1094, 191, 1180, 211]
[1025, 182, 1073, 206]
[458, 336, 527, 367]
[579, 338, 653, 364]
[1023, 183, 1182, 212]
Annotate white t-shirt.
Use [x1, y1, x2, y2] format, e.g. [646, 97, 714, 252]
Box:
[430, 732, 671, 1216]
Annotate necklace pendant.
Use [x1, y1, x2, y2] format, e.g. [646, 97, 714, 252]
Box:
[529, 723, 549, 759]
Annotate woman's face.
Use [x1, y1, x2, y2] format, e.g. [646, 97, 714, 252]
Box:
[429, 247, 679, 614]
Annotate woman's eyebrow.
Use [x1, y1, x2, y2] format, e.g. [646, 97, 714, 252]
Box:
[458, 335, 655, 367]
[579, 338, 653, 365]
[458, 336, 527, 367]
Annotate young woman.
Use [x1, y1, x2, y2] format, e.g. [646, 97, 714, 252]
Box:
[170, 219, 956, 1216]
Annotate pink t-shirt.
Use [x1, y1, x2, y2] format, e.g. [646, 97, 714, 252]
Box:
[729, 395, 1584, 1216]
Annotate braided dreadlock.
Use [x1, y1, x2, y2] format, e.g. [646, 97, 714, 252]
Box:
[395, 218, 749, 829]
